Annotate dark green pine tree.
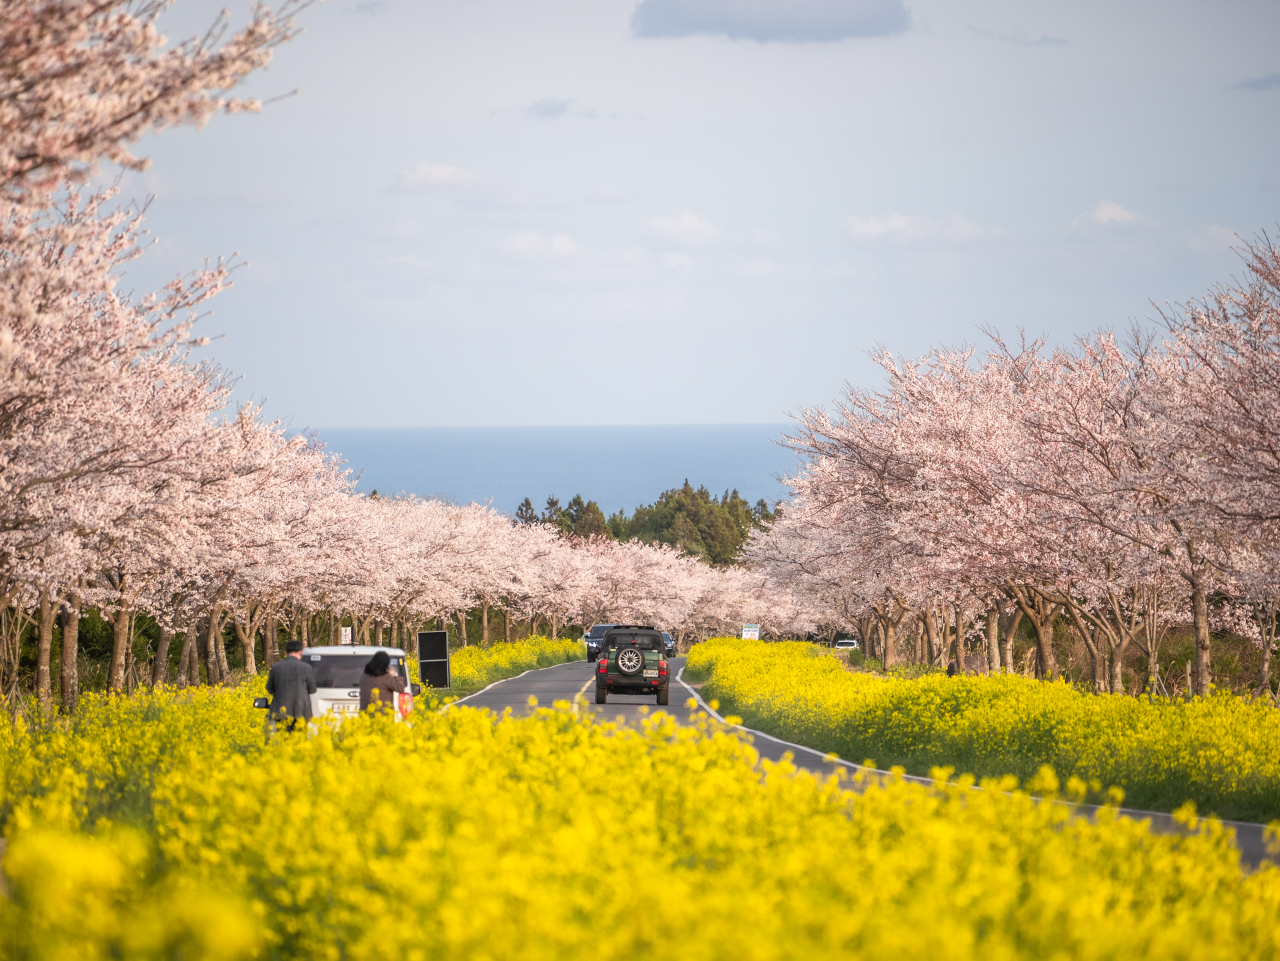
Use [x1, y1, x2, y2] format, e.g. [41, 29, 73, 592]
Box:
[515, 497, 539, 524]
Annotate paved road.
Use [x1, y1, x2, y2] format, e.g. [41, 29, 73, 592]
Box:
[453, 657, 1276, 869]
[455, 656, 896, 774]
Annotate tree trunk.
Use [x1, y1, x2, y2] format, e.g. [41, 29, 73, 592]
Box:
[984, 607, 1000, 672]
[923, 607, 939, 667]
[152, 623, 173, 687]
[59, 593, 81, 714]
[233, 618, 258, 676]
[1254, 604, 1277, 697]
[35, 589, 55, 708]
[999, 604, 1022, 676]
[1108, 636, 1129, 695]
[205, 607, 223, 685]
[504, 608, 511, 643]
[482, 603, 490, 644]
[374, 620, 383, 647]
[1191, 586, 1211, 696]
[551, 613, 558, 639]
[457, 610, 469, 646]
[108, 604, 131, 693]
[1006, 584, 1061, 682]
[176, 622, 196, 687]
[216, 621, 232, 678]
[264, 613, 278, 668]
[952, 603, 966, 668]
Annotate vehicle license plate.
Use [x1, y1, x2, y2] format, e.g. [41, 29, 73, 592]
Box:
[332, 702, 358, 713]
[643, 669, 658, 678]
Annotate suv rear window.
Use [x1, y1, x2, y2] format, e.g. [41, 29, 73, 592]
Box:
[606, 633, 661, 650]
[307, 654, 404, 688]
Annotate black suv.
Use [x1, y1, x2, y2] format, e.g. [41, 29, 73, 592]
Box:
[661, 632, 676, 657]
[584, 623, 617, 662]
[595, 625, 670, 705]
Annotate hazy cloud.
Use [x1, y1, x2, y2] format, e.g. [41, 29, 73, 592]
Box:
[1080, 200, 1139, 227]
[527, 97, 575, 119]
[631, 0, 909, 42]
[846, 213, 992, 242]
[502, 232, 581, 258]
[589, 186, 625, 204]
[649, 211, 720, 246]
[1232, 72, 1280, 91]
[969, 26, 1067, 47]
[1184, 225, 1239, 252]
[662, 253, 696, 274]
[395, 163, 479, 190]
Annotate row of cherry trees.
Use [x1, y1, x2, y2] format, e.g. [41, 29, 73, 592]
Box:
[748, 239, 1280, 697]
[0, 1, 815, 709]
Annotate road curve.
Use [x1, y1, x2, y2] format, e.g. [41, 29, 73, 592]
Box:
[450, 657, 1276, 869]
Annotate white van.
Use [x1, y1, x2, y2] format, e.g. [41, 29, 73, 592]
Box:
[255, 645, 422, 720]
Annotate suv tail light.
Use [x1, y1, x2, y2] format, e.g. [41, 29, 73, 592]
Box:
[658, 660, 668, 676]
[597, 660, 608, 673]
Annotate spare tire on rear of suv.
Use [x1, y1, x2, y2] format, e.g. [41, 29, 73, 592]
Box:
[616, 646, 644, 675]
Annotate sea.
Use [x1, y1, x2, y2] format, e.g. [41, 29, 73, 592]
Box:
[306, 425, 801, 517]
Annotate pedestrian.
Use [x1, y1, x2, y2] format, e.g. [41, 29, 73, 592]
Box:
[359, 650, 406, 713]
[266, 639, 317, 734]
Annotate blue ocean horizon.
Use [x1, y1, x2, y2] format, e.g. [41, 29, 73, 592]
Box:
[304, 425, 801, 517]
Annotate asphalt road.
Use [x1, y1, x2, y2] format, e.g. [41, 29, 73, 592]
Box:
[453, 657, 1276, 869]
[456, 656, 906, 774]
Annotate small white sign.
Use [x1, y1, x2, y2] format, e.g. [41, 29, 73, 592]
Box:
[341, 626, 353, 644]
[742, 623, 760, 640]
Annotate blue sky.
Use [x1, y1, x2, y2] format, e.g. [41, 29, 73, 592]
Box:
[122, 0, 1280, 429]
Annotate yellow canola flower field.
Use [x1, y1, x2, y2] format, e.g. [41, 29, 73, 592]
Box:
[446, 635, 585, 692]
[4, 685, 1280, 960]
[686, 638, 1280, 822]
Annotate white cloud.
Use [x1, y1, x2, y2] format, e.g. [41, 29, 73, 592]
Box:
[750, 227, 778, 247]
[1083, 200, 1139, 226]
[738, 258, 810, 279]
[969, 26, 1067, 47]
[502, 232, 581, 258]
[662, 252, 696, 274]
[395, 163, 479, 190]
[1184, 225, 1240, 252]
[527, 98, 574, 119]
[376, 252, 433, 273]
[649, 211, 720, 246]
[632, 0, 910, 42]
[846, 213, 992, 243]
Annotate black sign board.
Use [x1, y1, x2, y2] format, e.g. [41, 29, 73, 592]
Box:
[418, 631, 450, 689]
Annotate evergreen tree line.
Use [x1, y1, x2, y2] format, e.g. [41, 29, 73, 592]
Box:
[515, 481, 777, 566]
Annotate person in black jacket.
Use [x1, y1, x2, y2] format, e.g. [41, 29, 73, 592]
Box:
[266, 639, 317, 732]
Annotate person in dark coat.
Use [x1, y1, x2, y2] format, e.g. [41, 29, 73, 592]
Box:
[359, 650, 406, 713]
[266, 639, 317, 732]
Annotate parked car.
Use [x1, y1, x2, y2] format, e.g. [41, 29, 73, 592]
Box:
[661, 632, 676, 657]
[584, 623, 618, 662]
[595, 625, 670, 705]
[253, 646, 423, 720]
[834, 639, 860, 651]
